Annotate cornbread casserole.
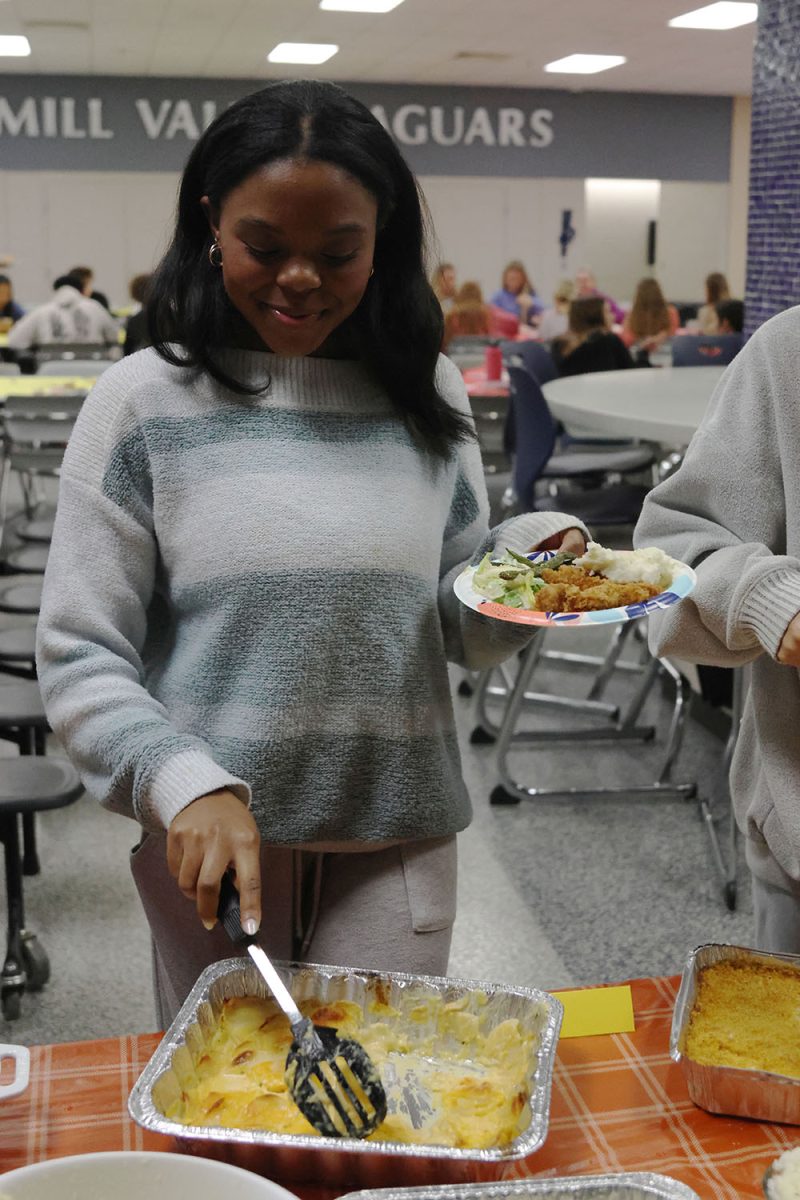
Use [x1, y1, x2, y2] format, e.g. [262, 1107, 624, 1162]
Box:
[167, 992, 534, 1148]
[684, 960, 800, 1077]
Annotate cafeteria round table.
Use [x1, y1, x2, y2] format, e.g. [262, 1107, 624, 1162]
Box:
[542, 365, 726, 444]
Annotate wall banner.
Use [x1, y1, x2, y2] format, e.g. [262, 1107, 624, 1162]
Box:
[0, 75, 732, 181]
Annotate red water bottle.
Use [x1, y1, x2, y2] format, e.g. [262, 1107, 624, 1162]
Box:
[485, 342, 502, 381]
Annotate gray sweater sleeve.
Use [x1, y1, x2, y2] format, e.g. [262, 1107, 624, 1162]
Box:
[634, 312, 800, 666]
[35, 384, 251, 832]
[433, 355, 590, 668]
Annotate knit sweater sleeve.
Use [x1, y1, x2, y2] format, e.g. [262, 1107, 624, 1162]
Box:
[434, 355, 590, 668]
[35, 366, 251, 831]
[634, 307, 800, 666]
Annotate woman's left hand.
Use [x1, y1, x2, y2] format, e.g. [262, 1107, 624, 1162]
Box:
[530, 527, 586, 556]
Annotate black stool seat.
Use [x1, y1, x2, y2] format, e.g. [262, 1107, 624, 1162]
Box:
[16, 517, 55, 543]
[0, 627, 36, 662]
[0, 681, 47, 727]
[3, 545, 49, 574]
[0, 582, 43, 615]
[0, 756, 82, 1019]
[0, 758, 82, 811]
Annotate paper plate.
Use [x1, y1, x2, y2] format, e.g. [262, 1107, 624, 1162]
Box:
[453, 549, 697, 627]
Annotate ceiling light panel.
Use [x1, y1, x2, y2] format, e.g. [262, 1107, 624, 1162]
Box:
[320, 0, 405, 11]
[267, 42, 339, 64]
[668, 2, 758, 29]
[544, 54, 627, 74]
[0, 34, 31, 56]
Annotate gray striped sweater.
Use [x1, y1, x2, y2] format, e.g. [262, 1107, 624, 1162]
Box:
[36, 348, 585, 843]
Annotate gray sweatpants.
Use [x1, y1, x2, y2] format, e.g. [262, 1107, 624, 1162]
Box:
[130, 833, 457, 1030]
[752, 872, 800, 954]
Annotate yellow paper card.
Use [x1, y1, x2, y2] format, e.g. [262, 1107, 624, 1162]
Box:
[552, 984, 635, 1039]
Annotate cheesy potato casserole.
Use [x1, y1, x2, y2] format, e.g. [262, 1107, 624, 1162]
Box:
[167, 991, 534, 1148]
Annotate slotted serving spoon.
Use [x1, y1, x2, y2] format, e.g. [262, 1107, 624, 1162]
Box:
[216, 872, 387, 1139]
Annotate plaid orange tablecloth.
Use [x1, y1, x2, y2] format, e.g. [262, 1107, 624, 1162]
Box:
[0, 975, 794, 1198]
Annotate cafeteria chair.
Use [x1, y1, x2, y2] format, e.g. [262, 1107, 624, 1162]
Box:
[446, 335, 494, 370]
[0, 755, 83, 1019]
[505, 365, 657, 523]
[470, 391, 511, 475]
[0, 393, 82, 552]
[36, 358, 112, 377]
[34, 342, 115, 365]
[499, 339, 559, 387]
[671, 334, 742, 367]
[0, 584, 41, 682]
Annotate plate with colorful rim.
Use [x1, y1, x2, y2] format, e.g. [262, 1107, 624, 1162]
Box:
[453, 549, 697, 628]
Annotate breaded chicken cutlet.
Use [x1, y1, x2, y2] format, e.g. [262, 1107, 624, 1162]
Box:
[533, 569, 660, 613]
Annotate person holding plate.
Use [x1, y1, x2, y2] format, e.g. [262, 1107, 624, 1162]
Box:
[35, 79, 588, 1027]
[635, 305, 800, 952]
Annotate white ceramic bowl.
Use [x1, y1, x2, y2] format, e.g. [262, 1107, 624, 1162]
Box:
[0, 1151, 300, 1200]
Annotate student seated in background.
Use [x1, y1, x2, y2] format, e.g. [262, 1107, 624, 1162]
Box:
[696, 271, 730, 334]
[490, 260, 543, 326]
[6, 273, 119, 351]
[574, 267, 625, 325]
[536, 279, 574, 342]
[0, 275, 24, 332]
[68, 265, 110, 311]
[620, 277, 679, 353]
[443, 280, 491, 347]
[552, 296, 633, 376]
[431, 262, 457, 313]
[716, 298, 744, 335]
[123, 272, 153, 356]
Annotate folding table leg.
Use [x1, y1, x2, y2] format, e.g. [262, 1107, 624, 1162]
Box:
[470, 632, 622, 744]
[489, 639, 696, 804]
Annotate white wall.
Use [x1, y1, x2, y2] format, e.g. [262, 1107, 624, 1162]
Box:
[0, 166, 738, 312]
[656, 181, 730, 302]
[419, 174, 585, 307]
[422, 174, 732, 309]
[0, 170, 179, 309]
[583, 178, 660, 305]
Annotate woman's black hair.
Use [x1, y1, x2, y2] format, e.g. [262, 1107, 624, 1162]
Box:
[148, 79, 474, 458]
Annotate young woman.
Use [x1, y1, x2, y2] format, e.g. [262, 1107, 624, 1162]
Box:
[552, 296, 633, 376]
[36, 80, 587, 1026]
[0, 275, 24, 331]
[442, 280, 491, 346]
[431, 261, 457, 313]
[536, 279, 575, 343]
[489, 260, 543, 326]
[634, 303, 800, 953]
[697, 271, 730, 334]
[620, 277, 679, 353]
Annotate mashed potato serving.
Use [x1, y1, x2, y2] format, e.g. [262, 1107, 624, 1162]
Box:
[575, 542, 680, 592]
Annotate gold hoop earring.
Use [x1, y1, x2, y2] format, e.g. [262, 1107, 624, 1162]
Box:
[208, 239, 223, 267]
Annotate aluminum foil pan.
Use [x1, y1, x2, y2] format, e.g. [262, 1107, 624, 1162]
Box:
[671, 942, 800, 1124]
[129, 957, 563, 1187]
[340, 1175, 700, 1199]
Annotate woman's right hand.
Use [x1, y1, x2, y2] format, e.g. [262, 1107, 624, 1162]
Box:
[166, 788, 261, 934]
[777, 613, 800, 667]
